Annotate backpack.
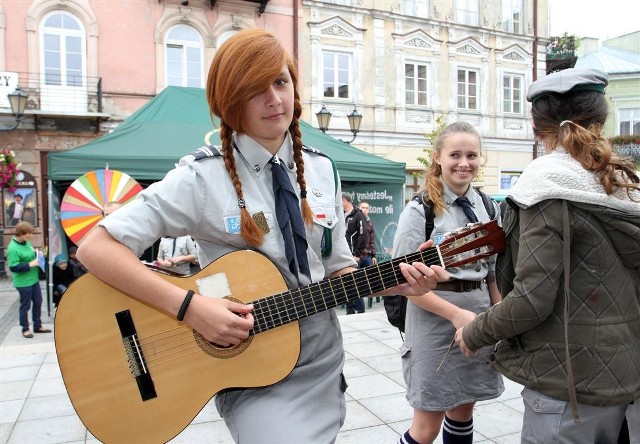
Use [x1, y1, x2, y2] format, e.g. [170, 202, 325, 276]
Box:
[383, 190, 497, 334]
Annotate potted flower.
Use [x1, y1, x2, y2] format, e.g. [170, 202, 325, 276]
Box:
[0, 149, 21, 191]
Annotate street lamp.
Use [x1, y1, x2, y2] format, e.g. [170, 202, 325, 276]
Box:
[1, 86, 28, 131]
[315, 104, 363, 144]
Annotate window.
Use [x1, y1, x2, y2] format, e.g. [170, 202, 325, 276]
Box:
[457, 69, 478, 111]
[403, 0, 430, 16]
[499, 170, 522, 193]
[503, 74, 522, 114]
[165, 25, 203, 88]
[404, 171, 422, 203]
[502, 0, 523, 33]
[456, 0, 479, 26]
[42, 12, 84, 87]
[40, 11, 88, 112]
[619, 108, 640, 135]
[405, 63, 428, 106]
[323, 52, 351, 99]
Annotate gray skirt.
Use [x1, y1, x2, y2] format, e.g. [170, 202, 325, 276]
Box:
[401, 286, 504, 411]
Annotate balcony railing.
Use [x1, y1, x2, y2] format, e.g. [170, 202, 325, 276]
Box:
[613, 144, 640, 162]
[4, 72, 103, 116]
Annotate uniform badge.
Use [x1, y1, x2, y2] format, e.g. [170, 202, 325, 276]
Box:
[224, 216, 241, 234]
[252, 211, 270, 234]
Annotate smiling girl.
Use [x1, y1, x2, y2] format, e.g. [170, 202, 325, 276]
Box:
[392, 121, 504, 444]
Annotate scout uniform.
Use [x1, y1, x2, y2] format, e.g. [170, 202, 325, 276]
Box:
[101, 132, 356, 442]
[392, 180, 504, 411]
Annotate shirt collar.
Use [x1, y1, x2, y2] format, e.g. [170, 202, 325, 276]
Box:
[441, 179, 476, 207]
[233, 133, 296, 177]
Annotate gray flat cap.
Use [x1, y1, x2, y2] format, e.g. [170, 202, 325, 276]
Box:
[527, 68, 608, 103]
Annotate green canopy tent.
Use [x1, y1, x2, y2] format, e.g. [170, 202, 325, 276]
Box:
[47, 87, 406, 264]
[47, 86, 405, 184]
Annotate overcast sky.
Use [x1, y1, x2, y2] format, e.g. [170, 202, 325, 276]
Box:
[548, 0, 640, 41]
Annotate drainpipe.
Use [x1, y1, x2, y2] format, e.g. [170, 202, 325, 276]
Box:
[532, 0, 539, 159]
[293, 0, 299, 63]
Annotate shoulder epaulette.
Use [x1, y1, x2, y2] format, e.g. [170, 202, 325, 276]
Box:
[302, 144, 338, 189]
[190, 145, 222, 160]
[302, 144, 328, 158]
[179, 145, 222, 166]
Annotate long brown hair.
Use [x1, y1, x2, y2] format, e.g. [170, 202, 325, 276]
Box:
[420, 121, 482, 216]
[206, 29, 313, 247]
[532, 91, 639, 196]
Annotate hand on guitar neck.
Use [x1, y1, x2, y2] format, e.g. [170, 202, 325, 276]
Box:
[373, 238, 450, 298]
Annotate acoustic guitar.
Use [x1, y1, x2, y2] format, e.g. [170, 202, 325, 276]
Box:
[54, 221, 504, 443]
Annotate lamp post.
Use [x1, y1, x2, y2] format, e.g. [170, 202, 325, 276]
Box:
[315, 104, 363, 144]
[1, 86, 28, 131]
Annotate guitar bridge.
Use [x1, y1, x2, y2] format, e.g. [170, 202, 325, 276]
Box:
[116, 310, 157, 401]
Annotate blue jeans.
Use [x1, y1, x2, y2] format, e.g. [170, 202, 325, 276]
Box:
[17, 282, 43, 332]
[346, 255, 373, 313]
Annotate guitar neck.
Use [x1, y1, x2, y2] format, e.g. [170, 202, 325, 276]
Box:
[250, 247, 441, 334]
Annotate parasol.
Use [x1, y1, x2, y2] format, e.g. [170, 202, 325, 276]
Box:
[60, 169, 142, 244]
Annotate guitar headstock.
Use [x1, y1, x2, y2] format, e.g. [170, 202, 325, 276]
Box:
[438, 220, 505, 268]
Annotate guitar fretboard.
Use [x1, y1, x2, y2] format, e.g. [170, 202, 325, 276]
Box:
[249, 247, 441, 334]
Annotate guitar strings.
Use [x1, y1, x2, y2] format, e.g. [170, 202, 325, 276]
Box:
[133, 230, 496, 368]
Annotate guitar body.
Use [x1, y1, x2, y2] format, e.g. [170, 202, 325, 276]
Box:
[55, 250, 300, 444]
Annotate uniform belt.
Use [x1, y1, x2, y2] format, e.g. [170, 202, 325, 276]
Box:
[435, 279, 482, 292]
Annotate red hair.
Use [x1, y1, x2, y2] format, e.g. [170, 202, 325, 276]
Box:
[206, 29, 313, 247]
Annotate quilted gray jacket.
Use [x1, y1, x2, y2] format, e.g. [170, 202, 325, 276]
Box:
[462, 149, 640, 409]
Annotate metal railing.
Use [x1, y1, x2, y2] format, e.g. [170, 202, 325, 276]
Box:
[8, 72, 102, 115]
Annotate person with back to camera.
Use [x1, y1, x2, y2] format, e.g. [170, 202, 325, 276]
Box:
[7, 221, 51, 338]
[392, 121, 504, 444]
[76, 28, 448, 443]
[454, 68, 640, 443]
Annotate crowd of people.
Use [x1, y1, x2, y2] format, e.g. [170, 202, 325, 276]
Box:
[7, 28, 638, 444]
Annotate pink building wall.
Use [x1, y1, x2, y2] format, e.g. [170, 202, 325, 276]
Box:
[0, 0, 298, 249]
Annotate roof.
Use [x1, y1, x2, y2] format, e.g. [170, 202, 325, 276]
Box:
[576, 45, 640, 75]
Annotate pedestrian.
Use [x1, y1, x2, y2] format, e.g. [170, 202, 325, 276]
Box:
[6, 221, 51, 338]
[102, 201, 122, 217]
[67, 245, 87, 279]
[77, 28, 446, 443]
[342, 192, 368, 314]
[455, 68, 640, 443]
[52, 254, 74, 307]
[392, 121, 504, 444]
[156, 235, 197, 274]
[358, 201, 377, 265]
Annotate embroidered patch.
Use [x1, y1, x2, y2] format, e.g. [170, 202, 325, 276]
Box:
[252, 211, 270, 234]
[224, 216, 241, 234]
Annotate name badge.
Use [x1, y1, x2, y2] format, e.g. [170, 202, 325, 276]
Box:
[224, 216, 241, 234]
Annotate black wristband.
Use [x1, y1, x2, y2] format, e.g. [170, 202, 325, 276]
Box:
[177, 290, 195, 321]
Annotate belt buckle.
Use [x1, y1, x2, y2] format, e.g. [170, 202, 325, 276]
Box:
[462, 281, 475, 292]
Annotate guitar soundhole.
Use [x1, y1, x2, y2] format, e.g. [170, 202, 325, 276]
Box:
[193, 332, 253, 358]
[192, 297, 253, 358]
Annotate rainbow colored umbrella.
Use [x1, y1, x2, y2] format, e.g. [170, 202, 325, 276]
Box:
[61, 169, 142, 244]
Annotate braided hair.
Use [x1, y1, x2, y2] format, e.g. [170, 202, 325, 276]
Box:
[531, 90, 639, 197]
[206, 29, 314, 247]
